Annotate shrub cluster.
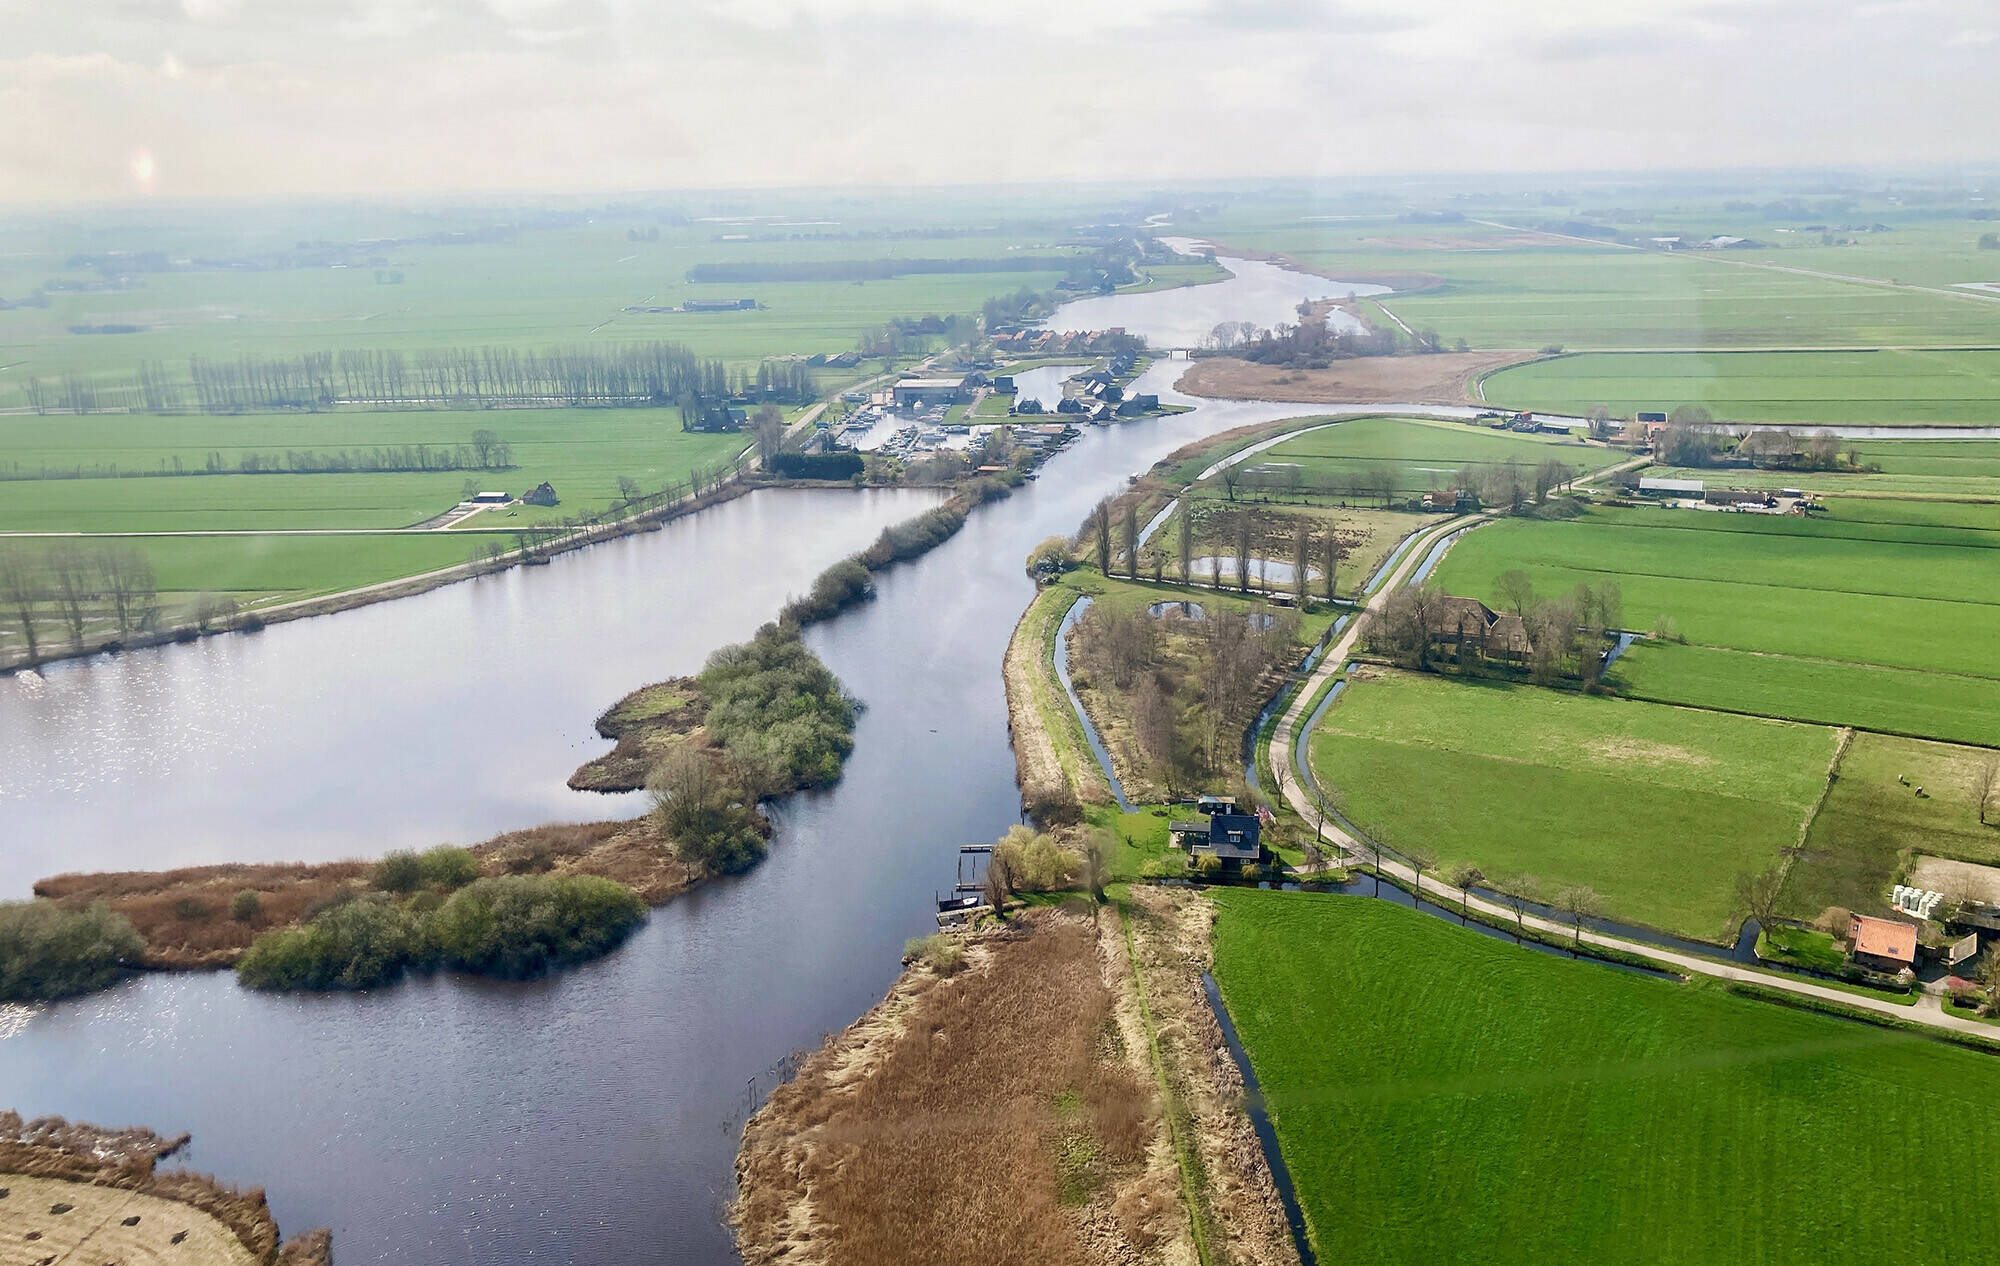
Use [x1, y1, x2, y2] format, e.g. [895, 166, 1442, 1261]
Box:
[779, 557, 875, 626]
[374, 845, 481, 893]
[769, 451, 864, 480]
[857, 504, 966, 570]
[0, 900, 145, 1001]
[698, 622, 857, 790]
[235, 874, 646, 992]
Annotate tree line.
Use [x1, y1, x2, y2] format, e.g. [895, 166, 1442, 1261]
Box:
[16, 341, 817, 416]
[1371, 574, 1630, 688]
[1217, 455, 1577, 512]
[0, 541, 161, 663]
[1, 433, 515, 483]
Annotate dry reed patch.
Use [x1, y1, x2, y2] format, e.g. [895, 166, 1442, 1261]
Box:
[733, 909, 1163, 1266]
[1174, 351, 1536, 406]
[1123, 887, 1298, 1266]
[0, 1112, 330, 1264]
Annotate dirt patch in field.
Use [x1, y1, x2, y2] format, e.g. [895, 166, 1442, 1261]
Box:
[568, 677, 708, 792]
[1586, 737, 1717, 770]
[1175, 351, 1538, 406]
[732, 906, 1183, 1266]
[1909, 856, 2000, 906]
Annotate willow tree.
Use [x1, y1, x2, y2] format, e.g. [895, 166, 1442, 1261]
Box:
[1321, 529, 1340, 603]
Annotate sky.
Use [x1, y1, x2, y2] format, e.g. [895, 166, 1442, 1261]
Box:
[1, 0, 1995, 204]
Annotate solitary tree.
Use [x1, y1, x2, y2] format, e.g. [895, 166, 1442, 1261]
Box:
[1177, 499, 1193, 584]
[1083, 829, 1115, 902]
[1495, 569, 1537, 617]
[1219, 462, 1244, 502]
[1405, 846, 1438, 907]
[1235, 513, 1253, 594]
[1556, 884, 1601, 948]
[1291, 521, 1311, 604]
[1093, 499, 1113, 574]
[1448, 864, 1484, 924]
[1123, 499, 1140, 580]
[1735, 867, 1786, 946]
[1320, 529, 1340, 603]
[751, 403, 785, 466]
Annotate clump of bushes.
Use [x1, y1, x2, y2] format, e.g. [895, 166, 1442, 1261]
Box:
[428, 876, 645, 979]
[235, 874, 647, 992]
[230, 890, 263, 923]
[779, 557, 875, 626]
[699, 622, 856, 791]
[236, 897, 418, 992]
[993, 825, 1081, 893]
[374, 845, 481, 894]
[647, 746, 768, 875]
[903, 933, 966, 975]
[857, 503, 967, 570]
[0, 900, 145, 1001]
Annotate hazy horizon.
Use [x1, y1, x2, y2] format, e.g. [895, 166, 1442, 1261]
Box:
[4, 0, 1995, 206]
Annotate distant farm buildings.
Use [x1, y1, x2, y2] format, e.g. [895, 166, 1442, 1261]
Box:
[891, 377, 967, 408]
[521, 481, 560, 507]
[1426, 596, 1533, 662]
[1638, 476, 1705, 497]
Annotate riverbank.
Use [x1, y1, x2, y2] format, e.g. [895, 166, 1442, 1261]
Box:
[731, 898, 1297, 1266]
[1174, 351, 1538, 406]
[0, 1112, 330, 1264]
[1005, 585, 1114, 820]
[567, 678, 707, 791]
[0, 478, 756, 678]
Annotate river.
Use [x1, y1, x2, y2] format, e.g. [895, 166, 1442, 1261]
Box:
[0, 339, 1335, 1262]
[1041, 242, 1390, 347]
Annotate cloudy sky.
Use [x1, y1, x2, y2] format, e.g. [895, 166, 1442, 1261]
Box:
[2, 0, 1994, 203]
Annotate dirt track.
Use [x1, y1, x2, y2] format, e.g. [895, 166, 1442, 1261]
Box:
[1174, 351, 1537, 406]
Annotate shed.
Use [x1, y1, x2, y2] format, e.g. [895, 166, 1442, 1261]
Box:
[1638, 476, 1705, 497]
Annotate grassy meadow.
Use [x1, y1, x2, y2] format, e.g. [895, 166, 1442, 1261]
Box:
[1431, 507, 2000, 680]
[1210, 890, 2000, 1266]
[1781, 732, 2000, 922]
[1307, 668, 1833, 940]
[1483, 349, 2000, 426]
[1247, 415, 1598, 497]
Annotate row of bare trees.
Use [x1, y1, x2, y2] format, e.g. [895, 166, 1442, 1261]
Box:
[0, 542, 160, 663]
[16, 341, 816, 417]
[1218, 455, 1576, 513]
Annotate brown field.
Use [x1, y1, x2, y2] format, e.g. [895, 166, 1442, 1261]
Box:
[1174, 351, 1538, 406]
[35, 816, 697, 969]
[0, 1112, 330, 1265]
[732, 906, 1184, 1266]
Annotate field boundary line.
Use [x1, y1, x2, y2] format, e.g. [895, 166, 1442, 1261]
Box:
[1777, 726, 1854, 902]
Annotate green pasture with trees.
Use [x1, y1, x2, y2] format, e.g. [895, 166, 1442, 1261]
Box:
[1210, 890, 2000, 1265]
[1307, 669, 1834, 940]
[1232, 415, 1597, 503]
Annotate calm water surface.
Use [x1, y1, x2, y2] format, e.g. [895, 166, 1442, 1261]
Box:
[0, 360, 1329, 1264]
[1042, 244, 1389, 347]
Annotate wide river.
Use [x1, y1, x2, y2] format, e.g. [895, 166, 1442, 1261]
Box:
[0, 266, 1351, 1264]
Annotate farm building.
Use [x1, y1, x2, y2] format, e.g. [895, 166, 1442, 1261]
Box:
[468, 491, 510, 505]
[1169, 806, 1264, 871]
[681, 297, 757, 312]
[1638, 476, 1705, 497]
[1426, 596, 1533, 662]
[891, 377, 967, 408]
[1848, 915, 1918, 972]
[521, 481, 560, 507]
[1705, 488, 1776, 508]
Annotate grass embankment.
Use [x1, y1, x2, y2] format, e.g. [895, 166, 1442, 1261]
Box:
[1251, 414, 1596, 499]
[731, 906, 1184, 1266]
[1307, 668, 1835, 941]
[0, 1113, 330, 1264]
[1004, 585, 1111, 816]
[1171, 351, 1534, 405]
[1210, 890, 2000, 1265]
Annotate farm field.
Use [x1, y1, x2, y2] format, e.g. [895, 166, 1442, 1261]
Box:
[1209, 890, 2000, 1266]
[1307, 668, 1833, 940]
[1200, 209, 2000, 349]
[1429, 507, 2000, 681]
[1781, 732, 2000, 922]
[1639, 447, 2000, 500]
[1241, 415, 1599, 498]
[0, 409, 751, 532]
[1614, 641, 2000, 749]
[1482, 349, 2000, 427]
[1139, 502, 1415, 600]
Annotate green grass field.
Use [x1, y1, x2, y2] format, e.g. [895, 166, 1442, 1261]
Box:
[1309, 669, 1833, 940]
[0, 409, 750, 531]
[1245, 415, 1600, 497]
[1209, 890, 2000, 1265]
[1431, 507, 2000, 681]
[1781, 732, 2000, 921]
[1484, 349, 2000, 426]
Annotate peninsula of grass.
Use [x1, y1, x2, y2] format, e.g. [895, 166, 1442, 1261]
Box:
[1307, 669, 1835, 941]
[1210, 889, 2000, 1266]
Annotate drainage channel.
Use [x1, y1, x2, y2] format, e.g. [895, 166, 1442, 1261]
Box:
[1052, 594, 1133, 811]
[1199, 971, 1319, 1266]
